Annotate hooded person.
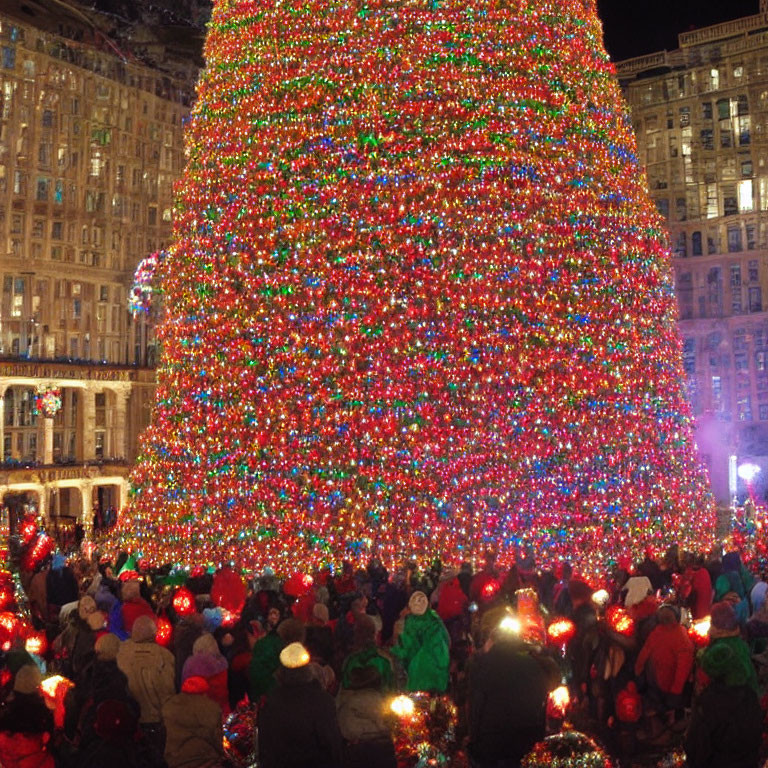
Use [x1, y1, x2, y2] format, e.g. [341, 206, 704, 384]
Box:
[64, 632, 139, 749]
[258, 642, 344, 768]
[700, 601, 758, 693]
[116, 614, 175, 757]
[714, 553, 753, 625]
[162, 675, 223, 768]
[181, 632, 230, 716]
[390, 590, 450, 693]
[340, 614, 394, 691]
[249, 615, 305, 701]
[685, 643, 763, 768]
[0, 664, 55, 768]
[305, 602, 335, 667]
[77, 698, 147, 768]
[120, 579, 155, 635]
[45, 552, 78, 621]
[336, 666, 397, 768]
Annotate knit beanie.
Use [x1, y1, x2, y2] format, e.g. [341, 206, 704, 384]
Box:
[702, 643, 747, 685]
[14, 664, 42, 694]
[711, 601, 739, 633]
[312, 602, 330, 624]
[95, 633, 121, 661]
[623, 576, 652, 608]
[192, 632, 220, 656]
[408, 591, 429, 616]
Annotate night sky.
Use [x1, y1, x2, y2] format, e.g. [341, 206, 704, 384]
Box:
[599, 0, 761, 61]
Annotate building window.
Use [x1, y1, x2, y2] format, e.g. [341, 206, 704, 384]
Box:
[692, 231, 702, 256]
[760, 404, 768, 421]
[747, 225, 757, 250]
[757, 351, 767, 372]
[717, 98, 730, 120]
[728, 226, 743, 252]
[683, 338, 696, 374]
[35, 177, 49, 201]
[731, 264, 742, 287]
[676, 232, 687, 258]
[749, 260, 759, 282]
[738, 396, 752, 421]
[2, 46, 16, 70]
[700, 129, 714, 150]
[742, 160, 753, 177]
[702, 101, 712, 120]
[73, 299, 81, 319]
[738, 180, 754, 212]
[750, 286, 763, 313]
[656, 199, 669, 218]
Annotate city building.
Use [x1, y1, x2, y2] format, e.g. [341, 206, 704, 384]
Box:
[618, 7, 768, 505]
[0, 3, 194, 541]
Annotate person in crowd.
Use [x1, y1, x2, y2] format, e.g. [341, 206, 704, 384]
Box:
[306, 602, 335, 667]
[685, 643, 763, 768]
[249, 614, 305, 701]
[181, 632, 230, 716]
[116, 614, 175, 758]
[715, 552, 753, 625]
[682, 553, 713, 621]
[337, 666, 396, 768]
[702, 601, 758, 692]
[467, 611, 551, 768]
[390, 590, 450, 693]
[120, 579, 155, 635]
[334, 592, 370, 663]
[258, 642, 344, 768]
[750, 570, 768, 615]
[162, 674, 223, 768]
[0, 664, 55, 768]
[77, 698, 148, 768]
[340, 613, 393, 691]
[634, 604, 694, 733]
[46, 553, 79, 623]
[64, 632, 138, 749]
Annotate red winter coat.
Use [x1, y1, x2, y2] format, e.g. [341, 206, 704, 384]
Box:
[688, 567, 713, 621]
[0, 732, 55, 768]
[122, 597, 156, 635]
[635, 623, 694, 695]
[437, 578, 468, 622]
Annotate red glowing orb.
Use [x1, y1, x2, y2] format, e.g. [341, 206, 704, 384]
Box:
[172, 587, 196, 616]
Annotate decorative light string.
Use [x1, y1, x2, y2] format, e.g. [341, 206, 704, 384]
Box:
[114, 0, 716, 576]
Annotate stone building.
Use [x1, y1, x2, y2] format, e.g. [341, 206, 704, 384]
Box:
[0, 7, 192, 540]
[618, 9, 768, 504]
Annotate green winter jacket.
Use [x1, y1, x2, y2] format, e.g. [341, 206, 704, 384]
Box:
[702, 635, 759, 693]
[391, 609, 450, 693]
[249, 631, 284, 700]
[341, 645, 394, 691]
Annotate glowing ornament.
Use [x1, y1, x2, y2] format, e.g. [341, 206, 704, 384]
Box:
[606, 605, 635, 637]
[689, 617, 711, 648]
[172, 587, 196, 616]
[547, 618, 576, 646]
[156, 615, 173, 647]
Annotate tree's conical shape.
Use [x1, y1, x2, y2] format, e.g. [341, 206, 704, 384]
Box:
[117, 0, 715, 573]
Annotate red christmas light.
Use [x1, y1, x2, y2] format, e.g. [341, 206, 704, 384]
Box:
[172, 587, 196, 616]
[606, 605, 635, 637]
[547, 618, 576, 646]
[156, 616, 173, 647]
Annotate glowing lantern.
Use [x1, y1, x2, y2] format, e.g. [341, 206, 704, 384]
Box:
[606, 605, 635, 637]
[21, 520, 37, 544]
[481, 579, 500, 601]
[689, 617, 711, 648]
[25, 632, 48, 656]
[547, 618, 576, 646]
[172, 587, 196, 616]
[390, 695, 416, 719]
[547, 685, 570, 719]
[283, 572, 314, 598]
[156, 616, 173, 647]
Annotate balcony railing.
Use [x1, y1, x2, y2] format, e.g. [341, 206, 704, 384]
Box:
[679, 14, 768, 48]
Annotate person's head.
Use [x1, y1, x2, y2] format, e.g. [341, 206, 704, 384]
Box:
[350, 593, 368, 615]
[121, 579, 141, 602]
[131, 615, 157, 643]
[95, 633, 121, 662]
[312, 602, 329, 625]
[702, 643, 746, 685]
[192, 632, 220, 657]
[710, 601, 739, 638]
[353, 613, 377, 649]
[277, 617, 306, 645]
[265, 606, 282, 629]
[78, 595, 97, 620]
[568, 579, 593, 609]
[408, 590, 429, 616]
[87, 611, 106, 632]
[13, 664, 42, 695]
[657, 604, 679, 626]
[279, 642, 310, 670]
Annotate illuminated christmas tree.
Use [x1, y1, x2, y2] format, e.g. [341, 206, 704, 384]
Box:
[116, 0, 716, 573]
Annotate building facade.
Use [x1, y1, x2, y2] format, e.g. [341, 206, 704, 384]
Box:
[0, 11, 191, 540]
[618, 11, 768, 505]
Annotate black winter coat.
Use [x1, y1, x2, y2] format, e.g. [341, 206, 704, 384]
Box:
[257, 666, 344, 768]
[468, 640, 549, 763]
[684, 682, 762, 768]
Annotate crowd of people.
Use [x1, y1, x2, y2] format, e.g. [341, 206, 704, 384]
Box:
[0, 542, 767, 768]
